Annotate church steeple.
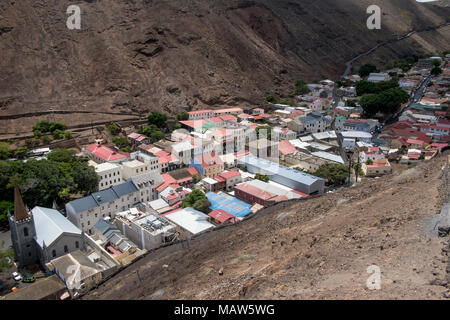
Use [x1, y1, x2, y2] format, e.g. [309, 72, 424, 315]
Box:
[14, 185, 29, 222]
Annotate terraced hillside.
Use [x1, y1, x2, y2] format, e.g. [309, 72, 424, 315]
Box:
[0, 0, 449, 135]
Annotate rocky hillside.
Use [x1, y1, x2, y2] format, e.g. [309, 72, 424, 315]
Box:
[84, 153, 450, 300]
[0, 0, 449, 134]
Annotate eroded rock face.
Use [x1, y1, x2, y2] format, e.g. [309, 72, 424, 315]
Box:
[0, 0, 449, 133]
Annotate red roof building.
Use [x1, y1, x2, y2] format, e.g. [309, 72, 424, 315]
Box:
[219, 114, 237, 122]
[234, 183, 278, 207]
[208, 209, 238, 224]
[406, 139, 425, 148]
[86, 144, 128, 163]
[278, 140, 298, 156]
[430, 143, 448, 151]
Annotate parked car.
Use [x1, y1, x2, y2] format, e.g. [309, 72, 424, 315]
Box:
[22, 276, 36, 283]
[11, 272, 22, 282]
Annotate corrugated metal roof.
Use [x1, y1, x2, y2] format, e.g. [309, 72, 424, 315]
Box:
[311, 151, 345, 164]
[165, 207, 214, 235]
[33, 207, 81, 248]
[238, 156, 324, 186]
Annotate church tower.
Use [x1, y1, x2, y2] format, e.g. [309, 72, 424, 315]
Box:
[8, 186, 38, 268]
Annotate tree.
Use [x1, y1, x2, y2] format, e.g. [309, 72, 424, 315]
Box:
[294, 79, 310, 95]
[71, 161, 99, 195]
[49, 122, 67, 132]
[64, 131, 72, 139]
[366, 159, 373, 165]
[0, 200, 13, 225]
[150, 130, 164, 142]
[182, 189, 208, 209]
[278, 98, 293, 106]
[33, 120, 51, 133]
[0, 142, 12, 160]
[346, 99, 357, 108]
[313, 164, 348, 187]
[33, 129, 42, 138]
[432, 59, 442, 67]
[138, 124, 158, 137]
[176, 112, 189, 121]
[52, 129, 64, 139]
[356, 80, 379, 96]
[193, 199, 212, 214]
[107, 122, 121, 136]
[431, 66, 442, 76]
[14, 147, 29, 159]
[147, 112, 168, 129]
[265, 95, 277, 103]
[359, 94, 382, 117]
[255, 173, 269, 182]
[376, 80, 399, 92]
[47, 149, 77, 163]
[360, 87, 408, 117]
[358, 64, 378, 77]
[112, 136, 130, 149]
[41, 135, 52, 144]
[192, 174, 202, 184]
[0, 149, 98, 208]
[25, 138, 40, 148]
[33, 121, 67, 134]
[399, 63, 411, 72]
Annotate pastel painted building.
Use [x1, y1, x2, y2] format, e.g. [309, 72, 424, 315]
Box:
[190, 153, 224, 178]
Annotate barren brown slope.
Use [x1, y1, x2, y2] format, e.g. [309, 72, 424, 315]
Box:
[85, 153, 450, 300]
[0, 0, 449, 135]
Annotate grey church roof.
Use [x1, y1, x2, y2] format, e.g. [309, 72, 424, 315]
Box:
[32, 207, 82, 248]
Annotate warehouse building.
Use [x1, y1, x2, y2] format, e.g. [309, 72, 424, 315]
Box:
[237, 156, 325, 195]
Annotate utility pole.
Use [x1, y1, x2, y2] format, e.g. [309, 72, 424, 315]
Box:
[347, 152, 353, 187]
[355, 150, 360, 183]
[355, 138, 360, 183]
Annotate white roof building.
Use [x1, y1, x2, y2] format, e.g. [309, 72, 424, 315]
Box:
[165, 207, 214, 235]
[311, 151, 345, 165]
[33, 207, 82, 249]
[289, 139, 311, 150]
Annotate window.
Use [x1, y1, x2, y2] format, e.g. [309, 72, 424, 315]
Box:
[52, 250, 56, 257]
[23, 227, 29, 237]
[64, 245, 68, 253]
[75, 241, 79, 249]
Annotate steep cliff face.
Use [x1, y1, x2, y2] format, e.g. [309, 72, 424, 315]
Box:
[0, 0, 449, 134]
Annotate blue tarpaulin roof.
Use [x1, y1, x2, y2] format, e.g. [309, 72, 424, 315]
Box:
[206, 192, 252, 218]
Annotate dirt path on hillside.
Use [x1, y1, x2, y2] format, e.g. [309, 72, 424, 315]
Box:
[84, 153, 450, 300]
